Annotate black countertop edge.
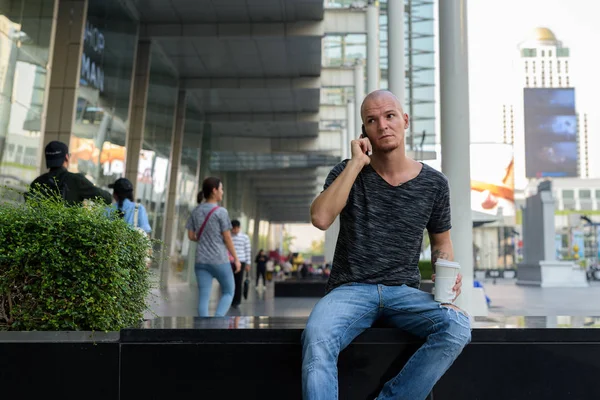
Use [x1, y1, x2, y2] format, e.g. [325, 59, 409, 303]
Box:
[0, 331, 119, 343]
[119, 328, 600, 344]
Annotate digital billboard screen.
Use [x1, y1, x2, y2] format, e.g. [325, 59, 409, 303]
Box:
[523, 88, 578, 178]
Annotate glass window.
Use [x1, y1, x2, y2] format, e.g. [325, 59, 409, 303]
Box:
[541, 50, 545, 57]
[323, 35, 343, 67]
[521, 48, 537, 57]
[563, 199, 576, 210]
[0, 0, 54, 200]
[136, 45, 178, 243]
[69, 0, 138, 190]
[580, 189, 591, 199]
[170, 114, 202, 284]
[557, 48, 570, 57]
[344, 34, 366, 64]
[563, 190, 574, 199]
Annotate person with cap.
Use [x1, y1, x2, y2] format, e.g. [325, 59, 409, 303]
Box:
[29, 141, 112, 204]
[108, 177, 151, 235]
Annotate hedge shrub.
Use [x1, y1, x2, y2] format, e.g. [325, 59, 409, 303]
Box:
[0, 188, 152, 331]
[418, 260, 433, 280]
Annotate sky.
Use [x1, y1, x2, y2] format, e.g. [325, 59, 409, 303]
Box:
[466, 0, 600, 187]
[290, 0, 600, 251]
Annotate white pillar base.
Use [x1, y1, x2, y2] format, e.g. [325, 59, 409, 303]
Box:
[540, 261, 589, 288]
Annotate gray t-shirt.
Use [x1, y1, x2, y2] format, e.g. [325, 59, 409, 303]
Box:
[186, 203, 232, 264]
[324, 161, 452, 293]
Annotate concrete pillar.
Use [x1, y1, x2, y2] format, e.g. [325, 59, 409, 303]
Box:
[162, 90, 187, 264]
[439, 0, 473, 313]
[387, 0, 405, 104]
[346, 99, 356, 159]
[252, 204, 261, 260]
[366, 0, 380, 93]
[354, 60, 365, 138]
[199, 122, 212, 180]
[124, 41, 152, 192]
[41, 0, 88, 175]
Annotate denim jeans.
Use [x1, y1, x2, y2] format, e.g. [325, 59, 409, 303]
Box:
[195, 262, 235, 317]
[302, 283, 471, 400]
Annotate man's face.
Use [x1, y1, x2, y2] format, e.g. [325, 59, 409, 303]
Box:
[232, 226, 240, 235]
[361, 96, 409, 153]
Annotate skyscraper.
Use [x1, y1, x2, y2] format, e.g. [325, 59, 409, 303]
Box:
[519, 27, 571, 89]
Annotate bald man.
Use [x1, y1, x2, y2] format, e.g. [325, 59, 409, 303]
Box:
[302, 90, 471, 400]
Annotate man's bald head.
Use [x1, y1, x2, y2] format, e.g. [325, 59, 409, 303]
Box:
[360, 90, 404, 121]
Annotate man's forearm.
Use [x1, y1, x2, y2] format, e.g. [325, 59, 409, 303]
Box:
[310, 160, 364, 230]
[431, 243, 454, 273]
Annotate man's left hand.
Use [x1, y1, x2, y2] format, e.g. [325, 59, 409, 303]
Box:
[432, 272, 463, 302]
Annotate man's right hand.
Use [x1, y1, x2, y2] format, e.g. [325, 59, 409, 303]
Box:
[350, 137, 371, 167]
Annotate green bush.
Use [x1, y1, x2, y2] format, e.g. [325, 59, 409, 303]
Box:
[419, 260, 433, 281]
[0, 188, 153, 331]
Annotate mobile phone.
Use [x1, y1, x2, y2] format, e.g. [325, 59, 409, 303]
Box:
[360, 125, 372, 156]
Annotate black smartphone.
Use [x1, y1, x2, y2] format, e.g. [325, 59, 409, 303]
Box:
[360, 125, 372, 156]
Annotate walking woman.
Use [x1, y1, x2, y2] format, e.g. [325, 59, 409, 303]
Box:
[255, 249, 269, 289]
[108, 178, 152, 234]
[186, 177, 241, 316]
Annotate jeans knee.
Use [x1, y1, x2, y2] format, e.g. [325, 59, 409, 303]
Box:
[302, 323, 339, 366]
[437, 309, 471, 354]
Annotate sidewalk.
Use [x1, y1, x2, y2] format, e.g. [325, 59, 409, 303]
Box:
[146, 277, 600, 318]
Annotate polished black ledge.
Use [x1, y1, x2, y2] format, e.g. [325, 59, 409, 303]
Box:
[118, 316, 600, 344]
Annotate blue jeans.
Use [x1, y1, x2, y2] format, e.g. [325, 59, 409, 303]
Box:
[302, 283, 471, 400]
[195, 262, 235, 317]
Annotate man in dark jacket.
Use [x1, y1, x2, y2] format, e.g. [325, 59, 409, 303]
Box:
[28, 141, 112, 204]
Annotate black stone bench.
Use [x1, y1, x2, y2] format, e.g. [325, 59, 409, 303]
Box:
[274, 276, 328, 297]
[1, 316, 599, 399]
[274, 278, 434, 297]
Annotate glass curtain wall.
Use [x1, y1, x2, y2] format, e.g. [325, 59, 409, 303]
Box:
[380, 0, 436, 150]
[68, 0, 137, 190]
[136, 47, 178, 247]
[0, 0, 54, 202]
[170, 114, 202, 284]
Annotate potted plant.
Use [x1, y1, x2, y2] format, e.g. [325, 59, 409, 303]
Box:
[0, 190, 153, 331]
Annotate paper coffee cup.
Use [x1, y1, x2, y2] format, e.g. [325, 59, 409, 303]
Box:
[434, 259, 460, 303]
[434, 277, 457, 303]
[435, 259, 460, 279]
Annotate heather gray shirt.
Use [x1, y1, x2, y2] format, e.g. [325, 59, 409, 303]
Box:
[324, 161, 452, 293]
[186, 203, 232, 264]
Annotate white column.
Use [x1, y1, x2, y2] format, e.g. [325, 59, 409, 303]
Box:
[439, 0, 473, 313]
[366, 0, 380, 93]
[387, 0, 405, 104]
[346, 99, 356, 158]
[354, 60, 365, 136]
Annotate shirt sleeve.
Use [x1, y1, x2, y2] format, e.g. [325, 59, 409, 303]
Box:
[322, 161, 348, 192]
[186, 209, 196, 232]
[218, 208, 233, 233]
[75, 174, 112, 204]
[138, 205, 152, 233]
[426, 177, 452, 234]
[245, 235, 252, 262]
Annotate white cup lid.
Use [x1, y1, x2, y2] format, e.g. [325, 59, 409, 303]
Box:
[435, 259, 461, 269]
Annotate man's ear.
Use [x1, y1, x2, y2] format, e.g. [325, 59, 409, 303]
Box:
[404, 113, 410, 129]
